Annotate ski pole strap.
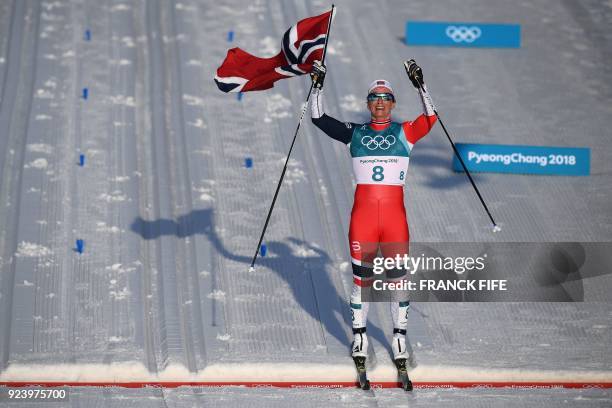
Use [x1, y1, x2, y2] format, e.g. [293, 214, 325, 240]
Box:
[418, 84, 436, 116]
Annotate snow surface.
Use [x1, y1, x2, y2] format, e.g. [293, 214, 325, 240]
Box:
[0, 0, 611, 406]
[1, 362, 610, 384]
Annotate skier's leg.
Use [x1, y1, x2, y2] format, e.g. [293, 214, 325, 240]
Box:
[390, 300, 410, 359]
[383, 253, 410, 360]
[381, 197, 411, 360]
[350, 258, 373, 329]
[383, 243, 409, 359]
[348, 191, 379, 357]
[349, 241, 377, 357]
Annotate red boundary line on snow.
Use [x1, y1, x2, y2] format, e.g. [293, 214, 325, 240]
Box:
[1, 381, 611, 389]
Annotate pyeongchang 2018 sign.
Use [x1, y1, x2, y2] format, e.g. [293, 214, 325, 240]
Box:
[452, 143, 590, 176]
[406, 21, 521, 48]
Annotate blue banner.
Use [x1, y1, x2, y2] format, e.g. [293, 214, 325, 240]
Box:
[452, 143, 590, 176]
[406, 21, 521, 48]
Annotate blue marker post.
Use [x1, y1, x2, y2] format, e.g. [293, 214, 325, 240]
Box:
[227, 30, 234, 42]
[82, 88, 88, 100]
[85, 29, 91, 41]
[245, 157, 253, 168]
[237, 92, 243, 101]
[260, 244, 267, 257]
[76, 239, 85, 254]
[79, 154, 85, 167]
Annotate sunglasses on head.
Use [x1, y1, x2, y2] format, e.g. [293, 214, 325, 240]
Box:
[367, 93, 395, 102]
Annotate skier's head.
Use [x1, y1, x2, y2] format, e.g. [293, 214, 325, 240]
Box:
[367, 79, 395, 121]
[368, 79, 394, 95]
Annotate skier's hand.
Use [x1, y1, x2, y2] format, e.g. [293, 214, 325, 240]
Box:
[404, 59, 424, 89]
[311, 61, 326, 89]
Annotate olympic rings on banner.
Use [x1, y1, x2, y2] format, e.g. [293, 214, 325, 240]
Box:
[445, 25, 482, 43]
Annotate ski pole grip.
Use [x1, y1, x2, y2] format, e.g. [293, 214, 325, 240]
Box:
[404, 60, 424, 89]
[403, 60, 412, 76]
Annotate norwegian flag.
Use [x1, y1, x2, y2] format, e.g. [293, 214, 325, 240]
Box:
[214, 9, 334, 93]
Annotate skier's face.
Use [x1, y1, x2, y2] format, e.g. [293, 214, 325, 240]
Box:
[367, 86, 395, 120]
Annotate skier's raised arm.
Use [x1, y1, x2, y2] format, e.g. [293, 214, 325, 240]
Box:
[402, 61, 437, 145]
[309, 62, 357, 144]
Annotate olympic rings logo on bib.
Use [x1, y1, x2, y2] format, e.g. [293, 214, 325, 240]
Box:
[445, 25, 481, 43]
[361, 134, 396, 150]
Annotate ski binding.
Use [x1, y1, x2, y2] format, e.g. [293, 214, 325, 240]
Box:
[395, 358, 413, 391]
[353, 356, 370, 390]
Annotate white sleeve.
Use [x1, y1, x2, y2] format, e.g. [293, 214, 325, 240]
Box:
[311, 88, 325, 119]
[417, 84, 436, 116]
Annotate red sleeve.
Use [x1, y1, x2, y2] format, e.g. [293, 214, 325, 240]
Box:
[402, 114, 437, 145]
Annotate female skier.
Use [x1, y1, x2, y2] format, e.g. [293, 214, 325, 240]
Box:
[309, 60, 436, 371]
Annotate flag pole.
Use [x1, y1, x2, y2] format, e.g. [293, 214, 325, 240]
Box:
[249, 5, 336, 272]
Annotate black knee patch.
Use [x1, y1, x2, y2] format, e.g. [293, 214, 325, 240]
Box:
[352, 263, 374, 279]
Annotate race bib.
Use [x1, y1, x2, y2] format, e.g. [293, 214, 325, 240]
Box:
[352, 156, 410, 185]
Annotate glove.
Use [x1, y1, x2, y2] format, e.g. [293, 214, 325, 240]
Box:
[310, 61, 326, 89]
[404, 59, 424, 89]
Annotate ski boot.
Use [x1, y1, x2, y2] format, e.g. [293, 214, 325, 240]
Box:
[351, 328, 370, 390]
[392, 331, 413, 391]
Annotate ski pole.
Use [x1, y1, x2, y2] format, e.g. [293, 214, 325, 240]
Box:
[403, 62, 500, 233]
[249, 5, 336, 272]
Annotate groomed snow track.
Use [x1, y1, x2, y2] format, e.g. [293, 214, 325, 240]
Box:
[0, 0, 611, 406]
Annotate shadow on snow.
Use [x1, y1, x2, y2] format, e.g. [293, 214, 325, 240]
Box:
[130, 208, 392, 356]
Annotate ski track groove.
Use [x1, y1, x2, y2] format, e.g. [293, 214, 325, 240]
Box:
[171, 0, 214, 370]
[134, 0, 161, 374]
[107, 0, 145, 364]
[57, 0, 111, 362]
[0, 0, 14, 105]
[187, 93, 224, 365]
[38, 0, 77, 360]
[0, 0, 21, 367]
[163, 0, 207, 370]
[143, 0, 175, 371]
[70, 3, 121, 363]
[200, 1, 253, 357]
[155, 0, 194, 371]
[66, 0, 89, 362]
[18, 0, 59, 359]
[107, 2, 125, 359]
[143, 0, 204, 372]
[62, 0, 82, 360]
[0, 0, 40, 368]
